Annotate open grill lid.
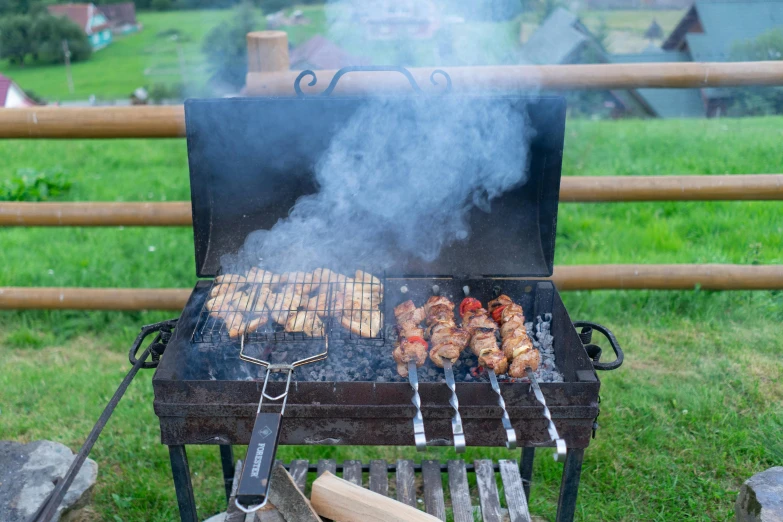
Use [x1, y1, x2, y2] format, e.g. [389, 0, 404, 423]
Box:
[185, 94, 566, 279]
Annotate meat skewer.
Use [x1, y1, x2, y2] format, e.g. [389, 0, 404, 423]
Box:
[488, 294, 566, 460]
[392, 300, 428, 451]
[423, 295, 468, 453]
[459, 297, 517, 450]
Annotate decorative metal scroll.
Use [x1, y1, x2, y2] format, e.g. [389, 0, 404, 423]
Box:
[294, 66, 452, 97]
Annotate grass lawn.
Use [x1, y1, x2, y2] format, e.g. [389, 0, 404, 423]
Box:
[1, 117, 782, 521]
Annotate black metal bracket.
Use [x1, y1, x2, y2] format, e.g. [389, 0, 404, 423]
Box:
[573, 321, 623, 371]
[129, 318, 178, 369]
[294, 66, 452, 97]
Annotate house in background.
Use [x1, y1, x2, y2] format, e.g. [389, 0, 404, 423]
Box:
[97, 2, 142, 35]
[48, 3, 113, 50]
[352, 0, 440, 40]
[289, 35, 372, 70]
[0, 74, 39, 108]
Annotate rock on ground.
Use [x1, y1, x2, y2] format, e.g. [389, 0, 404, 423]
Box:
[0, 440, 98, 522]
[736, 467, 783, 522]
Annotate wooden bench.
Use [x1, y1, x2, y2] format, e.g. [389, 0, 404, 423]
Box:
[223, 458, 534, 522]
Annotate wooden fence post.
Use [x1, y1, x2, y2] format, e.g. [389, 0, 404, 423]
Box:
[247, 30, 289, 76]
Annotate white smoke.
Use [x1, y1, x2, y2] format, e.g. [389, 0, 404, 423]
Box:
[228, 0, 537, 273]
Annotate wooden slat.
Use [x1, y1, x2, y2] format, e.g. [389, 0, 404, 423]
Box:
[421, 460, 446, 521]
[247, 61, 783, 96]
[447, 460, 473, 522]
[2, 175, 781, 227]
[0, 287, 190, 311]
[343, 460, 363, 486]
[0, 106, 185, 139]
[474, 460, 502, 522]
[499, 460, 532, 522]
[396, 459, 417, 507]
[369, 460, 388, 496]
[317, 459, 336, 477]
[288, 459, 309, 493]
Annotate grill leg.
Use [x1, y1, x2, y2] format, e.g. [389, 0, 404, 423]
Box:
[168, 445, 198, 522]
[555, 448, 584, 522]
[520, 447, 535, 501]
[219, 445, 235, 503]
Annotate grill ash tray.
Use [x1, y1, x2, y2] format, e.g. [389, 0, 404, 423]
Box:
[153, 279, 600, 449]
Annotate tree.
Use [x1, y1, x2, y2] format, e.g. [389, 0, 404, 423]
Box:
[202, 2, 262, 91]
[32, 14, 92, 64]
[0, 15, 35, 65]
[727, 29, 783, 116]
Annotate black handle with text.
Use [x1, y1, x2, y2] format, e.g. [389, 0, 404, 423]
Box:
[236, 412, 282, 507]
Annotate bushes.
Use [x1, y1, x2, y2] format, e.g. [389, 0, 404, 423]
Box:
[0, 12, 92, 65]
[202, 1, 262, 90]
[727, 28, 783, 116]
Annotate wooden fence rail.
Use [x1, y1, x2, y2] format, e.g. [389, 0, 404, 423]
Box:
[2, 265, 781, 310]
[1, 175, 781, 227]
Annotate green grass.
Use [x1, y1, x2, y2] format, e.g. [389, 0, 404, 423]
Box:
[0, 10, 237, 101]
[1, 117, 782, 520]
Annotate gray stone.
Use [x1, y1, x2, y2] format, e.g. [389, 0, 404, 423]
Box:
[0, 440, 98, 522]
[736, 467, 783, 522]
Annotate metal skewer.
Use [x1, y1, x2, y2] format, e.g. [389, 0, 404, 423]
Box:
[526, 366, 567, 461]
[442, 359, 466, 453]
[407, 360, 427, 451]
[487, 370, 517, 450]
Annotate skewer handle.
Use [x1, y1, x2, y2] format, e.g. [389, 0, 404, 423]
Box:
[487, 370, 517, 450]
[407, 361, 427, 451]
[526, 367, 567, 461]
[443, 360, 466, 453]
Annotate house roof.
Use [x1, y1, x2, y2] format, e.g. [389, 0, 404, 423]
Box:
[0, 74, 38, 107]
[663, 0, 783, 58]
[520, 8, 609, 65]
[610, 51, 705, 117]
[97, 2, 137, 26]
[289, 35, 371, 70]
[48, 3, 110, 34]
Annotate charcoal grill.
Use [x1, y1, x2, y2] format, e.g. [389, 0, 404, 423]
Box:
[149, 70, 624, 522]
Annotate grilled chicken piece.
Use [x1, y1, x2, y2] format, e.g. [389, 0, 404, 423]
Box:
[354, 270, 384, 299]
[469, 329, 498, 357]
[392, 338, 428, 377]
[394, 300, 425, 325]
[341, 310, 382, 338]
[397, 323, 425, 339]
[285, 310, 325, 337]
[509, 349, 540, 378]
[479, 348, 509, 375]
[429, 342, 461, 368]
[225, 312, 246, 339]
[215, 273, 247, 284]
[279, 271, 319, 293]
[429, 323, 469, 348]
[502, 332, 534, 361]
[464, 311, 498, 335]
[500, 314, 526, 337]
[487, 294, 513, 313]
[304, 292, 330, 318]
[265, 287, 304, 325]
[500, 303, 525, 322]
[245, 314, 268, 333]
[245, 268, 280, 285]
[206, 290, 245, 319]
[209, 282, 243, 298]
[423, 296, 454, 316]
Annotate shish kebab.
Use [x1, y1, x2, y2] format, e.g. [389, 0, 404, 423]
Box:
[488, 294, 567, 460]
[459, 297, 517, 449]
[423, 295, 470, 453]
[392, 301, 428, 451]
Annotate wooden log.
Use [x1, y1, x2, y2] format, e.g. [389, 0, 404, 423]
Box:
[0, 287, 191, 310]
[0, 106, 185, 139]
[310, 471, 440, 522]
[559, 174, 783, 202]
[2, 175, 781, 227]
[246, 61, 783, 96]
[247, 31, 289, 74]
[0, 202, 193, 226]
[265, 464, 322, 522]
[547, 264, 783, 291]
[1, 265, 781, 311]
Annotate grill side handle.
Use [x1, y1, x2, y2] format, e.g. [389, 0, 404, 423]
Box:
[573, 321, 623, 371]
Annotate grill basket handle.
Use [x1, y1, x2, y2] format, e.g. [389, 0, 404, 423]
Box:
[573, 321, 623, 371]
[294, 66, 452, 97]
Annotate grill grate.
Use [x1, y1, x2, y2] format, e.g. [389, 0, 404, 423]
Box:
[192, 267, 386, 344]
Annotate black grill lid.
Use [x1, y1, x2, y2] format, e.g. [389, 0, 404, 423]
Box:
[185, 95, 565, 278]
